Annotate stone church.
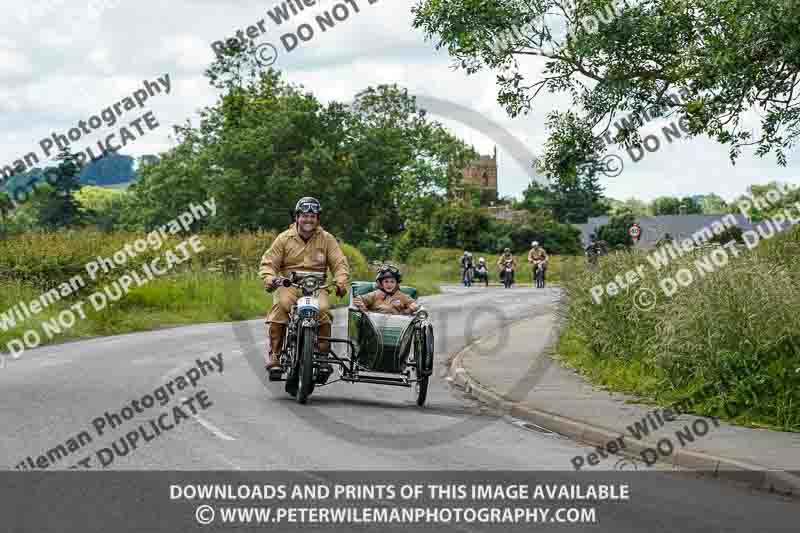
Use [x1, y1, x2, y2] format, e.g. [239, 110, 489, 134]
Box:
[452, 147, 499, 205]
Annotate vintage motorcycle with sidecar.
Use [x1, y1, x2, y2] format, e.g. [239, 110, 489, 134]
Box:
[268, 273, 435, 406]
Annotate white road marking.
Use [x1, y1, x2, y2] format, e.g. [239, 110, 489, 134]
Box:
[216, 453, 242, 470]
[131, 356, 158, 365]
[38, 359, 72, 368]
[180, 396, 237, 441]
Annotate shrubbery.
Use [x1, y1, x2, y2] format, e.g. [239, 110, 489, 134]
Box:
[0, 229, 373, 352]
[392, 205, 582, 259]
[560, 225, 800, 431]
[0, 229, 370, 293]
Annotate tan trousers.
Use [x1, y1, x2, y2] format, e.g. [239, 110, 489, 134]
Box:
[265, 287, 332, 365]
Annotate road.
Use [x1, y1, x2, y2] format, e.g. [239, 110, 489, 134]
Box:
[1, 286, 796, 531]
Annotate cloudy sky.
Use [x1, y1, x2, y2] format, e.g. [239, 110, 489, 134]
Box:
[1, 0, 798, 202]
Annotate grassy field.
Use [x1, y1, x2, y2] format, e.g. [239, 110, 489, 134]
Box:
[557, 226, 800, 432]
[0, 229, 376, 354]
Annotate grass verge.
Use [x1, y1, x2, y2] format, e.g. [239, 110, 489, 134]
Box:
[558, 225, 800, 432]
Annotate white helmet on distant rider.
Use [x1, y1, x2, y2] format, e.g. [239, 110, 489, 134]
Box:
[531, 241, 539, 247]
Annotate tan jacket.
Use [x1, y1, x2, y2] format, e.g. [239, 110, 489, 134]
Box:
[356, 289, 418, 315]
[259, 224, 350, 292]
[528, 247, 548, 263]
[496, 253, 516, 271]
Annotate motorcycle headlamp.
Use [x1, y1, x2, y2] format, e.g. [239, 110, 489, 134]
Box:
[415, 309, 429, 321]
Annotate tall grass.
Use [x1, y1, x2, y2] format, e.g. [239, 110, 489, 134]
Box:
[559, 226, 800, 431]
[0, 229, 373, 353]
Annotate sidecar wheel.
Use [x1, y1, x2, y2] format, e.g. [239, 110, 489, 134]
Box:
[415, 375, 429, 407]
[415, 327, 434, 407]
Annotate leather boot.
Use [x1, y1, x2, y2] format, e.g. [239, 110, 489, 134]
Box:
[317, 322, 332, 355]
[266, 323, 285, 370]
[317, 322, 333, 381]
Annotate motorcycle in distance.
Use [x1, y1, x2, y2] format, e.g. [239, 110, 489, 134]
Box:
[533, 260, 546, 288]
[462, 265, 474, 287]
[268, 272, 334, 404]
[474, 264, 489, 287]
[500, 260, 515, 288]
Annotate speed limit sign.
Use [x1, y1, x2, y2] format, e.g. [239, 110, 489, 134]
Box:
[629, 223, 642, 240]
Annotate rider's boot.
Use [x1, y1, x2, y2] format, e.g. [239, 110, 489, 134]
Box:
[266, 323, 284, 378]
[317, 322, 334, 381]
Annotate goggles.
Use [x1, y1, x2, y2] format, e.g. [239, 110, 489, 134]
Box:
[296, 202, 321, 214]
[379, 265, 400, 276]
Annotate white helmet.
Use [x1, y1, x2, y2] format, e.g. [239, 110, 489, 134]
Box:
[479, 257, 485, 263]
[531, 241, 539, 247]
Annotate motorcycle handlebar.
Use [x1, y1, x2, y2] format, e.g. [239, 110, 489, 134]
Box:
[274, 277, 330, 291]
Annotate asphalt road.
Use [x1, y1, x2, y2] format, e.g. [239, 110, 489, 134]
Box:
[1, 286, 796, 531]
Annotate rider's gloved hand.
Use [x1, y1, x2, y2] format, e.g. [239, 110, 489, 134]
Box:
[265, 277, 280, 293]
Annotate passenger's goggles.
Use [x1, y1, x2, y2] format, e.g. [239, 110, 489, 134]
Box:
[379, 265, 400, 275]
[296, 202, 321, 214]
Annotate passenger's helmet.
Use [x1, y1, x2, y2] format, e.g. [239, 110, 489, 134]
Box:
[375, 264, 402, 284]
[294, 197, 322, 215]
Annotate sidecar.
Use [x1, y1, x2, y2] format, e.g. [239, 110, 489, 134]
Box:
[323, 281, 435, 406]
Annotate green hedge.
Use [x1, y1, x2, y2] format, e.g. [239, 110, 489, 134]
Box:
[560, 225, 800, 431]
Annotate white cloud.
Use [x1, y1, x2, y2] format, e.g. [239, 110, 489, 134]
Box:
[0, 0, 796, 200]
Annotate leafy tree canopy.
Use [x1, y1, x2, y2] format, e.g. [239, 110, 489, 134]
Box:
[412, 0, 800, 165]
[131, 40, 477, 241]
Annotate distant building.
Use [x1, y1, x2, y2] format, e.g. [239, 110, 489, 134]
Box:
[574, 214, 755, 249]
[451, 147, 498, 206]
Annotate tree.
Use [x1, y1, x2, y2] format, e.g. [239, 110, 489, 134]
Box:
[134, 46, 477, 241]
[533, 112, 609, 223]
[710, 226, 744, 244]
[700, 194, 728, 214]
[608, 197, 650, 216]
[593, 213, 636, 249]
[79, 152, 136, 186]
[34, 149, 87, 230]
[517, 181, 554, 212]
[679, 196, 703, 214]
[651, 196, 683, 215]
[412, 0, 800, 165]
[74, 186, 132, 232]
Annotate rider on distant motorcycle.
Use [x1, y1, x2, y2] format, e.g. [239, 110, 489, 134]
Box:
[474, 257, 489, 286]
[258, 197, 350, 374]
[460, 251, 474, 286]
[496, 248, 516, 285]
[354, 265, 420, 315]
[528, 241, 548, 285]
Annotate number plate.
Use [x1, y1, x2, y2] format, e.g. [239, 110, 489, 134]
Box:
[298, 297, 319, 311]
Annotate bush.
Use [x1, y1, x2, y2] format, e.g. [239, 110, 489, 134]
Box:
[340, 242, 370, 280]
[710, 225, 744, 244]
[593, 213, 635, 248]
[560, 225, 800, 431]
[0, 229, 371, 352]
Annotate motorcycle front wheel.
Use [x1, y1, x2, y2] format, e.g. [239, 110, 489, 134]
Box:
[297, 327, 316, 404]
